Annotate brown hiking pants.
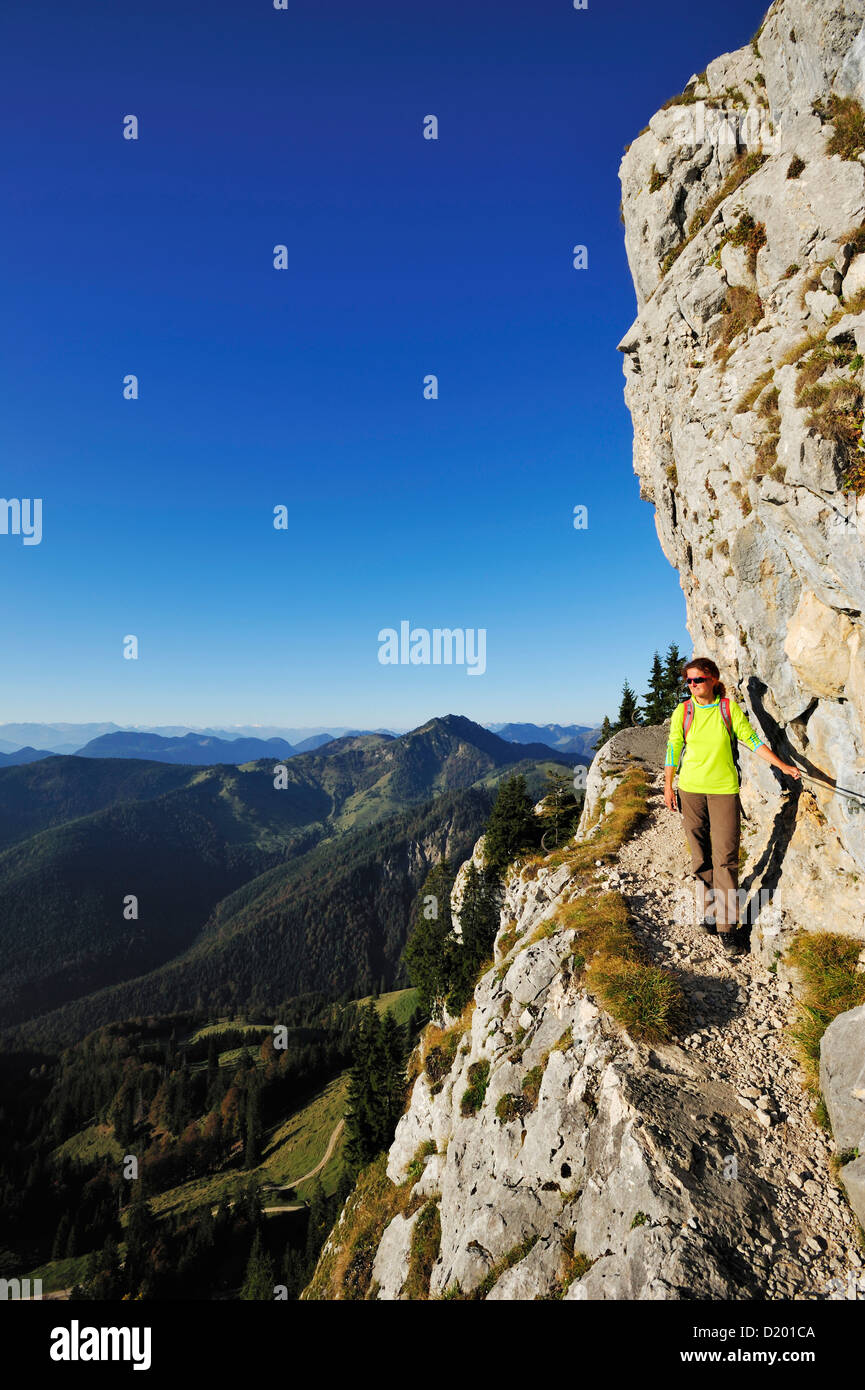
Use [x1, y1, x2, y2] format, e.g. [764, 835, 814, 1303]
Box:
[678, 790, 741, 930]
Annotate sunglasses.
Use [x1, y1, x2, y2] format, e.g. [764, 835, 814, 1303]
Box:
[686, 676, 710, 684]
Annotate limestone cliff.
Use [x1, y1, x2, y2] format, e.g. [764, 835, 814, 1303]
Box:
[617, 0, 865, 950]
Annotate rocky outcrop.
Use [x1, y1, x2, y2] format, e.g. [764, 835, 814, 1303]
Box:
[312, 731, 862, 1300]
[618, 0, 865, 953]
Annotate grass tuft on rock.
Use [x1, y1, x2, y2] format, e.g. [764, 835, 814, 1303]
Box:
[555, 890, 684, 1043]
[403, 1199, 442, 1300]
[659, 151, 767, 279]
[825, 93, 865, 161]
[786, 931, 865, 1097]
[460, 1059, 491, 1117]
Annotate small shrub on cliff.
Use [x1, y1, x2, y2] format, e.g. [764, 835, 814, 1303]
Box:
[423, 1007, 472, 1089]
[713, 285, 764, 361]
[841, 452, 865, 494]
[521, 1063, 545, 1112]
[406, 1139, 437, 1184]
[825, 93, 865, 160]
[736, 367, 774, 414]
[460, 1059, 491, 1116]
[787, 155, 806, 179]
[545, 1233, 595, 1299]
[758, 385, 780, 417]
[804, 378, 863, 447]
[725, 211, 767, 269]
[754, 434, 780, 472]
[649, 164, 668, 193]
[495, 1092, 528, 1124]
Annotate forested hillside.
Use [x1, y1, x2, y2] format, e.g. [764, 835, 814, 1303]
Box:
[1, 716, 575, 1043]
[0, 993, 420, 1301]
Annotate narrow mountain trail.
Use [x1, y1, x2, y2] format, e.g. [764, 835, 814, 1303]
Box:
[211, 1118, 346, 1217]
[600, 765, 863, 1298]
[259, 1118, 345, 1212]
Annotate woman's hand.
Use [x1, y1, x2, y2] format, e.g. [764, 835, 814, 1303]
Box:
[664, 784, 678, 812]
[783, 764, 801, 780]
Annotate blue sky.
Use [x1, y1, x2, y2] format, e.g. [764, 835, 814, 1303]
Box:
[2, 0, 767, 728]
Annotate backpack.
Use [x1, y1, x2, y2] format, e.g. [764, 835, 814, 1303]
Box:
[677, 695, 739, 776]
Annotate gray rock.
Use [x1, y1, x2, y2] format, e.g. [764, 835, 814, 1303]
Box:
[820, 1004, 865, 1226]
[371, 1208, 421, 1299]
[820, 1004, 865, 1152]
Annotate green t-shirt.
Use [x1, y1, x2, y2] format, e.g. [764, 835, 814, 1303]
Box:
[665, 698, 763, 794]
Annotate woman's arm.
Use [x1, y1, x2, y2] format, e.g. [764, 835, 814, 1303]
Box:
[664, 764, 677, 811]
[752, 743, 801, 779]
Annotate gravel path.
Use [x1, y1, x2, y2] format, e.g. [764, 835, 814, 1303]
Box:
[598, 767, 863, 1300]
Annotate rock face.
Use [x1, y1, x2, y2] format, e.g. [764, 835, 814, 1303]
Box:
[618, 0, 865, 952]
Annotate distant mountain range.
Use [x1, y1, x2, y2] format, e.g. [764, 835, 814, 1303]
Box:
[0, 746, 56, 767]
[0, 723, 398, 758]
[0, 720, 601, 764]
[0, 714, 578, 1044]
[488, 723, 602, 757]
[77, 731, 302, 764]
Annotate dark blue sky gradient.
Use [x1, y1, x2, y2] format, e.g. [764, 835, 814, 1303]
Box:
[1, 0, 767, 726]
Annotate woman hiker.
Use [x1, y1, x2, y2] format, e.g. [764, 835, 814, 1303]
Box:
[663, 657, 801, 957]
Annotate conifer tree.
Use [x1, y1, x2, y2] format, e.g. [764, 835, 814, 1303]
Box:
[483, 774, 539, 878]
[124, 1195, 157, 1296]
[403, 862, 455, 1017]
[444, 861, 500, 1015]
[281, 1244, 305, 1300]
[593, 714, 614, 749]
[244, 1081, 262, 1170]
[304, 1177, 330, 1266]
[641, 651, 667, 724]
[613, 680, 641, 732]
[662, 642, 686, 714]
[240, 1229, 275, 1300]
[379, 1010, 407, 1140]
[539, 770, 579, 845]
[343, 1002, 383, 1171]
